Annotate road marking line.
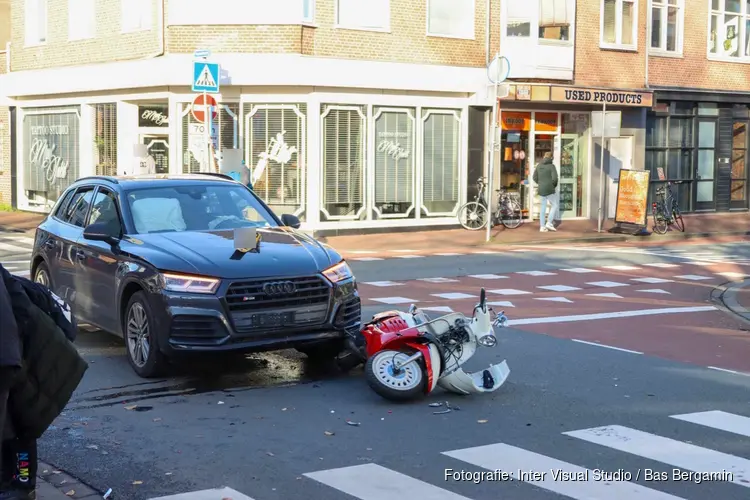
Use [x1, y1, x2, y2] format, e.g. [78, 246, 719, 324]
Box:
[560, 267, 600, 273]
[12, 270, 29, 277]
[370, 297, 417, 305]
[602, 265, 641, 270]
[304, 463, 472, 500]
[643, 262, 680, 268]
[517, 270, 557, 276]
[1, 260, 30, 265]
[586, 292, 623, 298]
[418, 277, 459, 283]
[392, 249, 419, 253]
[507, 305, 716, 326]
[362, 281, 403, 287]
[148, 487, 255, 500]
[636, 288, 671, 294]
[631, 277, 674, 283]
[2, 236, 34, 245]
[442, 443, 683, 499]
[431, 292, 477, 300]
[537, 284, 580, 292]
[571, 339, 643, 354]
[396, 255, 424, 259]
[467, 274, 507, 279]
[535, 297, 574, 303]
[564, 425, 750, 487]
[434, 252, 464, 256]
[352, 257, 384, 261]
[586, 281, 629, 288]
[0, 242, 30, 253]
[488, 288, 531, 295]
[674, 274, 713, 280]
[671, 410, 750, 438]
[707, 366, 750, 376]
[422, 306, 454, 313]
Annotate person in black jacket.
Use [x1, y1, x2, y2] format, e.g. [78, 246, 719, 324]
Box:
[0, 265, 83, 500]
[0, 266, 23, 500]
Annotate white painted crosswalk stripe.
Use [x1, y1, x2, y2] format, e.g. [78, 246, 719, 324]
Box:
[564, 425, 750, 487]
[148, 487, 255, 500]
[443, 443, 685, 499]
[304, 463, 472, 499]
[0, 241, 31, 254]
[671, 410, 750, 438]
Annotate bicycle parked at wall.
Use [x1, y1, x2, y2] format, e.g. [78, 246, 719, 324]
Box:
[458, 177, 523, 230]
[651, 180, 685, 234]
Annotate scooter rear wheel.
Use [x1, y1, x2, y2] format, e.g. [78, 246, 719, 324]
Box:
[364, 349, 427, 401]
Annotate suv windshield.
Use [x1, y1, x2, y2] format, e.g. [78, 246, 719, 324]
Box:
[125, 183, 277, 234]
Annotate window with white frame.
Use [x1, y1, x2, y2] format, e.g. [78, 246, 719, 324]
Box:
[303, 0, 315, 22]
[25, 0, 47, 45]
[539, 0, 572, 42]
[709, 0, 750, 59]
[427, 0, 474, 39]
[336, 0, 390, 31]
[650, 0, 682, 53]
[69, 0, 95, 40]
[121, 0, 152, 33]
[505, 0, 532, 37]
[601, 0, 637, 48]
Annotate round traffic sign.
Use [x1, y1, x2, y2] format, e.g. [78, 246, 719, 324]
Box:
[191, 94, 218, 123]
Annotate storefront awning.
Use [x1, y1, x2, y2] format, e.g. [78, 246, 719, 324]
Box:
[500, 84, 653, 108]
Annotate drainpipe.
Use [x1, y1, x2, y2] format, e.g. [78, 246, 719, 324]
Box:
[144, 0, 165, 59]
[485, 0, 491, 65]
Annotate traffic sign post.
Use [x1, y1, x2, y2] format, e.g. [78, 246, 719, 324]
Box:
[192, 50, 221, 172]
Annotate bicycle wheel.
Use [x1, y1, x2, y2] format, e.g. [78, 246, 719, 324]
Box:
[652, 206, 668, 234]
[671, 207, 685, 232]
[458, 202, 488, 230]
[499, 199, 523, 229]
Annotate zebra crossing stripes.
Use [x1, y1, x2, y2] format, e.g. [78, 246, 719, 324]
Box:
[0, 234, 33, 255]
[149, 487, 255, 500]
[564, 425, 750, 487]
[671, 410, 750, 437]
[442, 443, 684, 499]
[304, 463, 473, 500]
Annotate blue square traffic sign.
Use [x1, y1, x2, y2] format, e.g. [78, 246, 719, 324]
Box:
[192, 61, 220, 93]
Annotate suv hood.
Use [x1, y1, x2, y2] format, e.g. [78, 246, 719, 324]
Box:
[122, 228, 342, 279]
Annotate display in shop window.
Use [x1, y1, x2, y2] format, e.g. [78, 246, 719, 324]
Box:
[145, 138, 169, 174]
[374, 109, 415, 218]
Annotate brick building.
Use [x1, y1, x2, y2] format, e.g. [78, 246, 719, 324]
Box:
[0, 1, 745, 232]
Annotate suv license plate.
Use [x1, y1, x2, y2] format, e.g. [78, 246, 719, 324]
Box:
[251, 312, 294, 327]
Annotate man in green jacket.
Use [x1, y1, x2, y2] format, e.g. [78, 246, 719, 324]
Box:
[532, 152, 559, 232]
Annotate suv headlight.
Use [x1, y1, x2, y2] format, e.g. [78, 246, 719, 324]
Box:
[322, 261, 353, 283]
[161, 272, 220, 294]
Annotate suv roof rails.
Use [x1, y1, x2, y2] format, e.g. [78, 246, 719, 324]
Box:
[194, 172, 235, 181]
[76, 176, 119, 184]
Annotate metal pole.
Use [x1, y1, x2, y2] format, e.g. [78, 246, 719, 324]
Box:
[597, 101, 607, 232]
[486, 54, 500, 243]
[203, 90, 209, 172]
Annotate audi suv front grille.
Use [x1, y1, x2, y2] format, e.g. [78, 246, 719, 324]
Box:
[225, 276, 330, 312]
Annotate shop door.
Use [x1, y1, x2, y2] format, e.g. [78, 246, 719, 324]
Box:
[606, 137, 633, 218]
[140, 134, 169, 174]
[529, 112, 560, 220]
[694, 119, 718, 211]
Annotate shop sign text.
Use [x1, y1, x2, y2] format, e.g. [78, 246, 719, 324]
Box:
[138, 105, 169, 127]
[377, 132, 410, 161]
[29, 125, 69, 183]
[551, 87, 653, 107]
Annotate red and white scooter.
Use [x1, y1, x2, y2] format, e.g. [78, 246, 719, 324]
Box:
[355, 288, 510, 401]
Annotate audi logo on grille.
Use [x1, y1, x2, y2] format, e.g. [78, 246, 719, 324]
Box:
[262, 281, 297, 296]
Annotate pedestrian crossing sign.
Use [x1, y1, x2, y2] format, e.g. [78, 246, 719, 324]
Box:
[192, 61, 220, 93]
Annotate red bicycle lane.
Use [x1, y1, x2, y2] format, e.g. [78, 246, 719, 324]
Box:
[357, 261, 750, 373]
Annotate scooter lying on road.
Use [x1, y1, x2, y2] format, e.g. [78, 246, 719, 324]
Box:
[340, 288, 511, 402]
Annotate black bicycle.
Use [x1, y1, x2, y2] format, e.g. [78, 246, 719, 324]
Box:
[651, 181, 685, 234]
[458, 177, 523, 230]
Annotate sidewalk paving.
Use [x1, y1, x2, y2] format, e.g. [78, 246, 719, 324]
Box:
[37, 462, 103, 499]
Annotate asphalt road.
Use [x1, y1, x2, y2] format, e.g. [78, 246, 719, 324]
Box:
[3, 235, 750, 499]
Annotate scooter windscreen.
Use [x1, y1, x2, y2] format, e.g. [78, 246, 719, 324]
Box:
[437, 360, 510, 395]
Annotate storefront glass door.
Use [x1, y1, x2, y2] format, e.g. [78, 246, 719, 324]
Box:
[694, 118, 717, 211]
[530, 113, 559, 220]
[499, 112, 531, 219]
[140, 134, 169, 174]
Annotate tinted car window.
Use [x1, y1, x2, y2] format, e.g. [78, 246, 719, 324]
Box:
[125, 184, 277, 234]
[53, 189, 76, 218]
[88, 188, 122, 234]
[62, 187, 95, 227]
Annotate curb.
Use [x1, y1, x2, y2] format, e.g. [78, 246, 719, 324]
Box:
[498, 229, 750, 248]
[37, 461, 105, 499]
[710, 279, 750, 327]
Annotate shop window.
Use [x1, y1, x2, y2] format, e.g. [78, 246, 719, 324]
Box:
[180, 102, 239, 174]
[601, 0, 637, 49]
[373, 108, 416, 219]
[539, 0, 572, 42]
[506, 0, 531, 37]
[93, 103, 117, 176]
[645, 112, 693, 212]
[731, 121, 749, 206]
[303, 0, 315, 22]
[650, 0, 683, 54]
[499, 112, 531, 218]
[427, 0, 474, 39]
[709, 0, 750, 59]
[68, 0, 95, 41]
[243, 104, 306, 220]
[422, 109, 461, 216]
[336, 0, 390, 31]
[321, 105, 366, 221]
[22, 107, 80, 210]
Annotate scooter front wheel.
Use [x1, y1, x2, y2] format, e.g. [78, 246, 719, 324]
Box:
[364, 349, 427, 401]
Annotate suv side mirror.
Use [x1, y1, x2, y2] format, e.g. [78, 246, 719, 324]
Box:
[280, 213, 301, 229]
[83, 222, 120, 245]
